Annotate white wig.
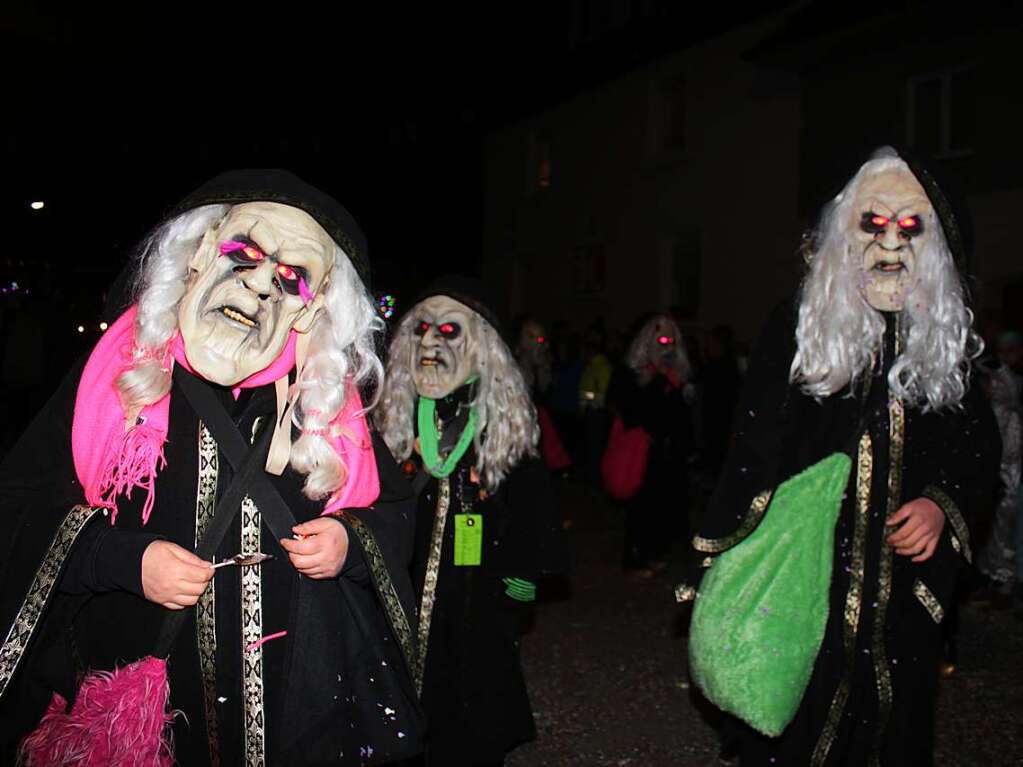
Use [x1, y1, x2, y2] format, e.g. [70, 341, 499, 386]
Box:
[625, 314, 691, 381]
[790, 148, 981, 412]
[375, 307, 539, 492]
[117, 204, 384, 501]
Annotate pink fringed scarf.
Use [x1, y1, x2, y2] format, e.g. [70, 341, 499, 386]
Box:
[35, 309, 379, 766]
[72, 306, 379, 525]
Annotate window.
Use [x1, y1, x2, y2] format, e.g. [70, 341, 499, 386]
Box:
[649, 75, 686, 156]
[906, 66, 975, 158]
[526, 131, 553, 193]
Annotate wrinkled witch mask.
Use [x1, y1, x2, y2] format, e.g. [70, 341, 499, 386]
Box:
[851, 165, 932, 312]
[410, 295, 479, 400]
[178, 202, 335, 386]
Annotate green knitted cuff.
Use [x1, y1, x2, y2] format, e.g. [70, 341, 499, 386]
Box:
[502, 577, 536, 602]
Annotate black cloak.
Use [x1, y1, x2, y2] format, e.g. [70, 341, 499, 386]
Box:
[681, 149, 1001, 765]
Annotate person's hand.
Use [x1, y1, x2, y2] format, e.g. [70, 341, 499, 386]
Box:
[279, 517, 349, 579]
[141, 540, 214, 610]
[887, 497, 945, 562]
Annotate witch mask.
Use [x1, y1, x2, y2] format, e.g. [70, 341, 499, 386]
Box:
[410, 295, 479, 400]
[851, 164, 932, 312]
[178, 202, 334, 386]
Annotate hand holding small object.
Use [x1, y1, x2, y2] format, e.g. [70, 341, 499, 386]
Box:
[142, 540, 214, 610]
[279, 516, 349, 579]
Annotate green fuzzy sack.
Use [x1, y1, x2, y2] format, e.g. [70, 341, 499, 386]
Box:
[688, 452, 852, 737]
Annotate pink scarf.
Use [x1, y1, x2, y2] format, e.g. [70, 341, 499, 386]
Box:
[72, 306, 379, 524]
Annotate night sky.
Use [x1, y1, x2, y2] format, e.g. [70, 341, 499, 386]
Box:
[0, 0, 803, 401]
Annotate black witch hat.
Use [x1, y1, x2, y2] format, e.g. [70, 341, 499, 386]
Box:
[104, 169, 370, 320]
[412, 275, 503, 332]
[169, 169, 370, 284]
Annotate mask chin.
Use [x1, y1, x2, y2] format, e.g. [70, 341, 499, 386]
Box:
[182, 342, 249, 386]
[860, 272, 913, 312]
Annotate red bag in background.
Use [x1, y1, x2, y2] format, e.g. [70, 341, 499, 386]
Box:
[600, 416, 650, 501]
[538, 405, 572, 472]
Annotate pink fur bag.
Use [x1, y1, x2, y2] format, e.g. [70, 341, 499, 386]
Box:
[19, 657, 175, 766]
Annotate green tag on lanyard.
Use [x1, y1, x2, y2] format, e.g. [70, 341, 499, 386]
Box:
[453, 514, 483, 566]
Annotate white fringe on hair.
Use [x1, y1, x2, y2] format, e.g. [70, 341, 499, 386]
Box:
[119, 205, 384, 501]
[790, 149, 981, 411]
[375, 308, 539, 492]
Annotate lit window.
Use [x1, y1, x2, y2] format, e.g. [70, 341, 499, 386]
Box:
[906, 66, 975, 158]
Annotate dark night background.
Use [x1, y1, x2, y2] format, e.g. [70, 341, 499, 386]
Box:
[0, 1, 790, 433]
[2, 0, 1021, 439]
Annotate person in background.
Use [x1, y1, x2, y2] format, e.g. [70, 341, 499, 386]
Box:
[579, 325, 613, 491]
[376, 276, 567, 767]
[975, 359, 1021, 608]
[514, 315, 572, 476]
[608, 313, 692, 576]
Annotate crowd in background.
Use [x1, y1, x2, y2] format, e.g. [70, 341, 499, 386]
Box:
[513, 307, 1023, 615]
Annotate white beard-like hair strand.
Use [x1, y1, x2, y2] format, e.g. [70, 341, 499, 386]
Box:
[376, 308, 539, 492]
[790, 152, 981, 411]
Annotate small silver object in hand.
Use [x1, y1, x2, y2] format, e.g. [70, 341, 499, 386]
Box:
[213, 552, 275, 569]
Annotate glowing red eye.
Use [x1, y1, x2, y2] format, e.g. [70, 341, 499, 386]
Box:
[537, 336, 545, 344]
[898, 217, 917, 228]
[658, 335, 674, 345]
[439, 323, 455, 334]
[871, 215, 890, 228]
[419, 321, 430, 333]
[242, 245, 264, 261]
[276, 264, 297, 281]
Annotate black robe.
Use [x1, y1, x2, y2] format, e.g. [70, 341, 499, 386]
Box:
[607, 365, 694, 566]
[0, 363, 421, 766]
[406, 398, 565, 766]
[684, 300, 1000, 766]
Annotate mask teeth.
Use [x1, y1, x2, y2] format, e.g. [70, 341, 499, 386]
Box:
[298, 277, 315, 307]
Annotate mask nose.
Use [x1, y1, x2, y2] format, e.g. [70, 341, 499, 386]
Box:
[879, 224, 904, 251]
[240, 261, 277, 300]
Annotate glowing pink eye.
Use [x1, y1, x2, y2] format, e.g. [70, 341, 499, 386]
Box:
[219, 240, 265, 259]
[658, 335, 674, 345]
[439, 323, 455, 334]
[871, 215, 889, 228]
[537, 336, 545, 344]
[277, 264, 297, 281]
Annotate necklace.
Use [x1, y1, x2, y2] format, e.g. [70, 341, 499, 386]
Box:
[417, 396, 477, 478]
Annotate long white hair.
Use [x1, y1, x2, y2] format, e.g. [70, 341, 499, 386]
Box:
[118, 204, 384, 501]
[790, 149, 980, 411]
[625, 314, 691, 380]
[375, 306, 539, 492]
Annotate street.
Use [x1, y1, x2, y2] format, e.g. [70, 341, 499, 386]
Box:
[509, 482, 1023, 767]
